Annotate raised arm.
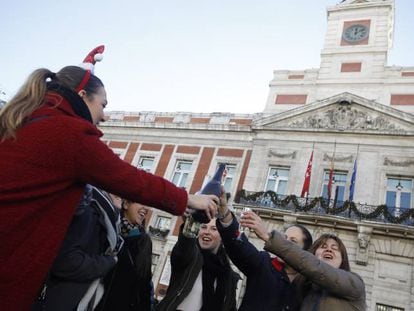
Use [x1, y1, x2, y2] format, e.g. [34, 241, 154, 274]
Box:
[70, 121, 217, 217]
[264, 230, 365, 301]
[170, 223, 199, 269]
[217, 216, 269, 275]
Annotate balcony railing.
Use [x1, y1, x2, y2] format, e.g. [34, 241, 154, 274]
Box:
[235, 190, 414, 226]
[148, 226, 170, 239]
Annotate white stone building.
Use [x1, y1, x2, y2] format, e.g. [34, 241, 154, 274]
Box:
[100, 1, 414, 310]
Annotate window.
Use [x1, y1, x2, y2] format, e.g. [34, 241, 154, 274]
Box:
[321, 171, 347, 203]
[138, 156, 155, 172]
[265, 167, 289, 195]
[376, 303, 404, 311]
[154, 216, 171, 231]
[171, 161, 192, 188]
[220, 163, 236, 193]
[151, 253, 160, 274]
[385, 177, 413, 216]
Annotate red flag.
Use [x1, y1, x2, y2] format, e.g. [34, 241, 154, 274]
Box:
[301, 151, 313, 198]
[327, 142, 336, 201]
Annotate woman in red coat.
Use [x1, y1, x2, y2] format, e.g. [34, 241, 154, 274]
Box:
[0, 65, 218, 310]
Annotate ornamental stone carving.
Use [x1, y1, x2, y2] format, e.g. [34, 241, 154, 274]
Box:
[268, 149, 297, 159]
[323, 153, 353, 163]
[383, 157, 414, 167]
[356, 225, 373, 266]
[287, 104, 406, 133]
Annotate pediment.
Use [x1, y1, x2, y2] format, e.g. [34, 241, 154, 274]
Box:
[339, 0, 371, 4]
[253, 93, 414, 135]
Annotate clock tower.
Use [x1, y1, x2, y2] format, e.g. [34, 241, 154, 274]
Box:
[319, 0, 394, 80]
[264, 0, 414, 116]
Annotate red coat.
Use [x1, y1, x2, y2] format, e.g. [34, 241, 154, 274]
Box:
[0, 92, 187, 310]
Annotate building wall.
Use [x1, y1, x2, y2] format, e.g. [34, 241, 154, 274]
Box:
[100, 107, 414, 310]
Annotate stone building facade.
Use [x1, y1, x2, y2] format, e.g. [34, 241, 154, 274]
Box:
[100, 1, 414, 310]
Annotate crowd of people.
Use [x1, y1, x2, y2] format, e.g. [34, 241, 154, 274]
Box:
[0, 57, 366, 310]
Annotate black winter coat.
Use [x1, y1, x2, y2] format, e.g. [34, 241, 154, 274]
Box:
[217, 217, 299, 311]
[156, 227, 239, 311]
[98, 232, 153, 311]
[32, 187, 118, 311]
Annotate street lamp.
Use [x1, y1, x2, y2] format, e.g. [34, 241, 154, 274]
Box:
[395, 177, 404, 216]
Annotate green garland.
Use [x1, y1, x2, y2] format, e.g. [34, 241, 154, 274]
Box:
[235, 190, 414, 225]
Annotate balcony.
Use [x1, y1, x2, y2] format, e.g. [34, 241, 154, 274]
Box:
[148, 226, 170, 239]
[235, 190, 414, 226]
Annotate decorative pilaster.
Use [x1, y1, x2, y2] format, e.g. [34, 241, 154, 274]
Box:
[356, 225, 373, 266]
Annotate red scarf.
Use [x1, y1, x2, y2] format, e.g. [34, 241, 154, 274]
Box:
[271, 257, 284, 272]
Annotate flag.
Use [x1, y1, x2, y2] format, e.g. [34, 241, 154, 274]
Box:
[327, 142, 336, 201]
[327, 163, 334, 201]
[349, 158, 357, 201]
[301, 151, 313, 198]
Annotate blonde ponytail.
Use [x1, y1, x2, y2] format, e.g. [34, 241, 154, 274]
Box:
[0, 68, 54, 140]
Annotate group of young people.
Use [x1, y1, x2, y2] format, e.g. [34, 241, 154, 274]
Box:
[0, 60, 366, 310]
[158, 191, 366, 311]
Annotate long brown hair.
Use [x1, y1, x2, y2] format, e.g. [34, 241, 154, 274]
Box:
[0, 66, 103, 140]
[310, 233, 350, 271]
[293, 233, 350, 303]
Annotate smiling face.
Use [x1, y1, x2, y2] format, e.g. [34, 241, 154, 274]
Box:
[123, 201, 149, 226]
[79, 86, 108, 124]
[198, 218, 221, 254]
[315, 238, 343, 269]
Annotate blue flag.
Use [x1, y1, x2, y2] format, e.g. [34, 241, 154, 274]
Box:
[349, 159, 357, 201]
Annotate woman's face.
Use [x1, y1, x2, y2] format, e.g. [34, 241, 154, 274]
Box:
[276, 226, 306, 264]
[285, 226, 306, 248]
[80, 86, 108, 125]
[315, 238, 342, 268]
[198, 218, 222, 254]
[123, 202, 149, 226]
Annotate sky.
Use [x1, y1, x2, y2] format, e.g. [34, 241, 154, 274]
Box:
[1, 0, 413, 113]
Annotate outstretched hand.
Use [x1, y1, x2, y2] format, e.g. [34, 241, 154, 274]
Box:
[187, 194, 218, 220]
[239, 210, 270, 241]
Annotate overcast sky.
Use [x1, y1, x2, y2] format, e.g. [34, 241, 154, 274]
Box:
[1, 0, 413, 113]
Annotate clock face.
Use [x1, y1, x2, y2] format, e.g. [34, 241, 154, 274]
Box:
[342, 24, 369, 42]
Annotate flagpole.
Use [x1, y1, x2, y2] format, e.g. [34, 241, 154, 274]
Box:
[306, 142, 315, 204]
[349, 144, 359, 202]
[327, 141, 336, 204]
[309, 142, 315, 203]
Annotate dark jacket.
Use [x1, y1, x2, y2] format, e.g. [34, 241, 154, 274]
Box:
[0, 87, 188, 310]
[264, 231, 366, 311]
[32, 186, 119, 311]
[99, 230, 153, 311]
[156, 226, 239, 311]
[217, 217, 299, 311]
